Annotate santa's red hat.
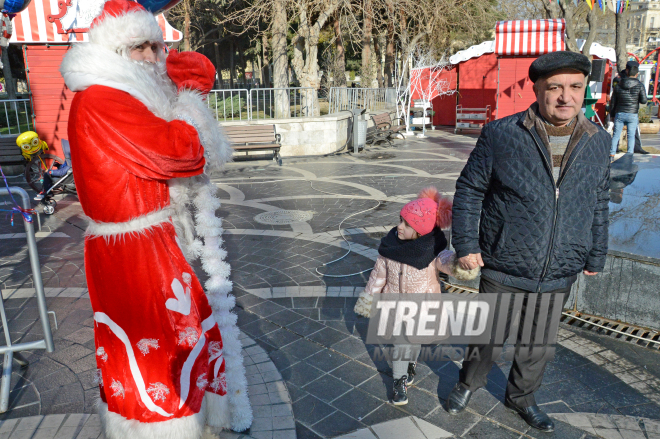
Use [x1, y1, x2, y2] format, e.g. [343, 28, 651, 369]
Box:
[88, 0, 164, 53]
[400, 187, 452, 236]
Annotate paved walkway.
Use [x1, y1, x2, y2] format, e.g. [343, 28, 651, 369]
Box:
[0, 130, 659, 438]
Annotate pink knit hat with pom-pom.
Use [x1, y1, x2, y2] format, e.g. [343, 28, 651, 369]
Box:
[400, 187, 452, 236]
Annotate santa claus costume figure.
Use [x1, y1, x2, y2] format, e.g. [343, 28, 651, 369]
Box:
[59, 1, 252, 438]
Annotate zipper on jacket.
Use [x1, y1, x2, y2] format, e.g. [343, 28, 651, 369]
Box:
[531, 130, 589, 292]
[529, 131, 559, 293]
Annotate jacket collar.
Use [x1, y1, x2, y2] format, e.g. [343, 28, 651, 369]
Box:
[522, 102, 598, 137]
[522, 102, 598, 179]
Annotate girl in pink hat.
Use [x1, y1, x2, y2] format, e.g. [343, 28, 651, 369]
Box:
[354, 187, 479, 406]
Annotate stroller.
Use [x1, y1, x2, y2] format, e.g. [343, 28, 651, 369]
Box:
[40, 140, 76, 215]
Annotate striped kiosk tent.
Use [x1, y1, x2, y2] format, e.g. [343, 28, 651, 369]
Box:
[414, 19, 613, 127]
[8, 0, 183, 156]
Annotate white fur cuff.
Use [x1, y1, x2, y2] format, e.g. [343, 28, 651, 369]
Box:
[354, 291, 373, 318]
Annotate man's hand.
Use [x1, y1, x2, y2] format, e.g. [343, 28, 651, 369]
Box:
[458, 253, 484, 271]
[583, 270, 598, 276]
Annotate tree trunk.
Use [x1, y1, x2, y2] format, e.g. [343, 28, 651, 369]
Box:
[384, 21, 395, 87]
[272, 0, 290, 118]
[256, 40, 263, 86]
[616, 12, 628, 73]
[183, 0, 191, 52]
[375, 36, 385, 88]
[361, 0, 373, 88]
[229, 39, 235, 89]
[214, 42, 221, 88]
[582, 7, 598, 59]
[333, 13, 346, 87]
[262, 33, 271, 87]
[559, 1, 580, 52]
[238, 41, 247, 87]
[1, 48, 16, 100]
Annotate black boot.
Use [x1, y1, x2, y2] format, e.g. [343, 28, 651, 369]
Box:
[446, 384, 472, 415]
[504, 400, 555, 432]
[406, 362, 417, 385]
[392, 375, 408, 405]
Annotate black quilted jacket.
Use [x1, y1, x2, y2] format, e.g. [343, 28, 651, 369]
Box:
[452, 107, 611, 292]
[609, 77, 647, 115]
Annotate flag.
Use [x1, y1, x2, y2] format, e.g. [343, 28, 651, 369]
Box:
[585, 0, 593, 9]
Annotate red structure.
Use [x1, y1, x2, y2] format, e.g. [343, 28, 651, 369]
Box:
[9, 0, 182, 157]
[411, 20, 614, 127]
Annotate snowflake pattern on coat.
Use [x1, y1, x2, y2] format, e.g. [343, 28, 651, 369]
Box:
[96, 347, 108, 362]
[177, 327, 199, 347]
[196, 373, 208, 390]
[210, 375, 227, 393]
[137, 338, 160, 355]
[110, 378, 125, 399]
[146, 382, 170, 403]
[208, 341, 223, 362]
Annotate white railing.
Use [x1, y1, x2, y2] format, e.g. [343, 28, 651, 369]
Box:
[207, 89, 251, 121]
[207, 87, 318, 121]
[328, 87, 397, 114]
[0, 99, 32, 135]
[250, 88, 316, 120]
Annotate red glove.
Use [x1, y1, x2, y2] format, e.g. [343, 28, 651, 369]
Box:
[166, 50, 216, 95]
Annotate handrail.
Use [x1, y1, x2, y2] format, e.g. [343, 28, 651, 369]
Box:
[0, 187, 54, 413]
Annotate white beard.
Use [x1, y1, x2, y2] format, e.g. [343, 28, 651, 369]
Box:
[60, 43, 178, 121]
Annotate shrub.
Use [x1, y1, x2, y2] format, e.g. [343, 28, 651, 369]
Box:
[639, 106, 652, 123]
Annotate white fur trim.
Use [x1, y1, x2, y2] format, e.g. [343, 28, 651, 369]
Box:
[354, 291, 373, 318]
[89, 8, 164, 54]
[204, 392, 231, 429]
[173, 90, 233, 175]
[61, 43, 176, 121]
[99, 399, 205, 439]
[85, 207, 174, 241]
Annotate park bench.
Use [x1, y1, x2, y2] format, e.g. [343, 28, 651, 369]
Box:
[224, 125, 282, 166]
[371, 112, 406, 140]
[0, 135, 23, 173]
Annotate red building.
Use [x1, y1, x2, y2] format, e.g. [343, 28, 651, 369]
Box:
[411, 20, 614, 127]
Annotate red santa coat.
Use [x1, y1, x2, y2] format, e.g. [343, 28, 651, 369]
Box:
[68, 85, 227, 423]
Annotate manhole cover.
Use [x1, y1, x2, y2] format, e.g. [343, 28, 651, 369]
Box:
[254, 210, 313, 225]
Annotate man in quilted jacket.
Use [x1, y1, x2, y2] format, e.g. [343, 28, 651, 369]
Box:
[446, 51, 611, 432]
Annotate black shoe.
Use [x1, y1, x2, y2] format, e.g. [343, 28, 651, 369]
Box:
[446, 384, 472, 415]
[406, 362, 417, 385]
[392, 375, 408, 405]
[504, 401, 555, 432]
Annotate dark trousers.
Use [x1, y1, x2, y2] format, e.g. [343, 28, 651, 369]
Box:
[458, 276, 571, 407]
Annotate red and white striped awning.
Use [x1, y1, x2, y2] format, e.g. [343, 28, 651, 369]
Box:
[495, 20, 565, 56]
[9, 0, 182, 44]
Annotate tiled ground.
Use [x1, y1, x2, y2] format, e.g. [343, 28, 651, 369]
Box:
[0, 130, 659, 438]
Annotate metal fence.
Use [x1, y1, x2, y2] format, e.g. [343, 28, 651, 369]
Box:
[0, 99, 32, 135]
[250, 88, 316, 120]
[207, 89, 251, 121]
[328, 87, 397, 114]
[207, 87, 318, 121]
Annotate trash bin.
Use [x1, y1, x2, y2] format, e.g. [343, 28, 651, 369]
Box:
[351, 108, 367, 153]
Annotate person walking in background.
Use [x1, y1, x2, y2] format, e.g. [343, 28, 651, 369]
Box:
[610, 63, 647, 159]
[446, 51, 611, 432]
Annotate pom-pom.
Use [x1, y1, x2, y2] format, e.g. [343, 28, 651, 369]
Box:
[436, 196, 452, 229]
[418, 186, 440, 204]
[418, 186, 452, 229]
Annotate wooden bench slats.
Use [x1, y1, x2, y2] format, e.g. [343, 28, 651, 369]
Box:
[230, 145, 279, 151]
[223, 124, 282, 164]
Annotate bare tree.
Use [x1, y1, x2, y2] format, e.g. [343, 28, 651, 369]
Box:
[615, 11, 628, 73]
[272, 0, 290, 117]
[290, 0, 345, 116]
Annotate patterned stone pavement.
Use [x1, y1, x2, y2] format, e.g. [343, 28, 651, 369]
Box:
[0, 130, 659, 438]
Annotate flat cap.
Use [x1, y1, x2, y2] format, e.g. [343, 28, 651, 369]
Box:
[529, 51, 591, 83]
[626, 60, 639, 69]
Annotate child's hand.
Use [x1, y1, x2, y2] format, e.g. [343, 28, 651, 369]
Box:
[458, 253, 484, 270]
